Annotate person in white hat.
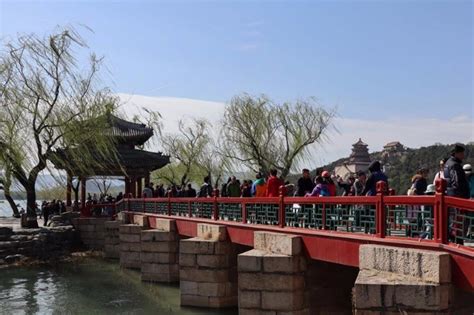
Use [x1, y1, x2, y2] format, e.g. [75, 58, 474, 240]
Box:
[463, 164, 474, 198]
[425, 184, 436, 195]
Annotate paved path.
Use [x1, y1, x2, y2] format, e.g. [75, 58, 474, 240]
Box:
[0, 216, 45, 230]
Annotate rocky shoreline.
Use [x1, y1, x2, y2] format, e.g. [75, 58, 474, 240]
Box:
[0, 224, 81, 267]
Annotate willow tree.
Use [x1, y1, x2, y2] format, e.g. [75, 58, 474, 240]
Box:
[0, 165, 20, 217]
[221, 93, 335, 179]
[153, 118, 211, 186]
[0, 28, 117, 227]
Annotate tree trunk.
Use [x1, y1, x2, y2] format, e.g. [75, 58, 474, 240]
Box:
[4, 189, 20, 218]
[25, 182, 39, 228]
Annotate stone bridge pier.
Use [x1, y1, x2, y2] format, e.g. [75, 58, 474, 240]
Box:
[353, 245, 452, 315]
[238, 232, 309, 315]
[140, 218, 179, 283]
[179, 223, 239, 308]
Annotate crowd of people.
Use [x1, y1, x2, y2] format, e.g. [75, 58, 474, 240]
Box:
[38, 200, 66, 226]
[137, 144, 473, 201]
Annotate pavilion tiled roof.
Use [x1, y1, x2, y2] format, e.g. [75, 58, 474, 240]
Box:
[105, 114, 154, 146]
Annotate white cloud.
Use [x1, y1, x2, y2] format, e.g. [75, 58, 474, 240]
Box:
[117, 93, 473, 169]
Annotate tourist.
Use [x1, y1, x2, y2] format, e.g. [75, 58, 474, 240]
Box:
[433, 159, 446, 185]
[462, 164, 474, 199]
[198, 176, 213, 197]
[43, 202, 50, 226]
[142, 184, 153, 198]
[285, 181, 295, 196]
[185, 184, 197, 197]
[407, 168, 428, 196]
[322, 171, 336, 196]
[155, 184, 165, 198]
[176, 185, 185, 198]
[226, 176, 241, 197]
[266, 169, 284, 197]
[40, 201, 47, 219]
[425, 184, 436, 195]
[116, 192, 123, 202]
[251, 172, 267, 197]
[336, 175, 355, 196]
[305, 176, 329, 197]
[221, 177, 231, 197]
[444, 144, 469, 198]
[353, 171, 367, 196]
[148, 182, 155, 196]
[296, 169, 315, 196]
[444, 144, 469, 244]
[241, 180, 252, 197]
[362, 161, 388, 196]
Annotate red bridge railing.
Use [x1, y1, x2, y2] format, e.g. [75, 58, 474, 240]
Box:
[116, 180, 474, 248]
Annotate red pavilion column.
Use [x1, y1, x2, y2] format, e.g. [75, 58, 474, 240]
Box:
[137, 177, 143, 198]
[125, 177, 130, 196]
[130, 177, 136, 198]
[144, 174, 150, 187]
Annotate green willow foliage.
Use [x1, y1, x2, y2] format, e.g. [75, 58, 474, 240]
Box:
[0, 27, 119, 221]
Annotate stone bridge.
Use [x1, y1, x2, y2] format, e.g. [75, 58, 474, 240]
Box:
[73, 181, 474, 314]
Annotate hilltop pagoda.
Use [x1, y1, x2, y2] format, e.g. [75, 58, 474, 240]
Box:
[334, 138, 371, 180]
[53, 114, 170, 208]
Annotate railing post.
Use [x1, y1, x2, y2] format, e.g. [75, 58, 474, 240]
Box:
[188, 201, 192, 217]
[167, 190, 172, 216]
[434, 178, 447, 244]
[376, 181, 387, 238]
[278, 185, 286, 228]
[322, 204, 327, 230]
[213, 189, 220, 220]
[127, 197, 131, 212]
[242, 203, 247, 224]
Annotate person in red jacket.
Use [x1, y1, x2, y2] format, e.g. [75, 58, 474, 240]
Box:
[322, 171, 337, 196]
[266, 169, 284, 197]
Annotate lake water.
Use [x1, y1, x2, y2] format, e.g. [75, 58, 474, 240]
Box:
[0, 200, 28, 217]
[0, 258, 238, 315]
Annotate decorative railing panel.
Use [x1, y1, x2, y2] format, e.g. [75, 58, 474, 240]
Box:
[190, 201, 213, 219]
[245, 203, 279, 225]
[218, 202, 242, 221]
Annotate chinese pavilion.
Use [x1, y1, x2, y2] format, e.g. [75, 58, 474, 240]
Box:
[53, 114, 169, 208]
[334, 138, 371, 180]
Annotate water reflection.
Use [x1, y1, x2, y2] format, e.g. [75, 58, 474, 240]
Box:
[0, 259, 237, 315]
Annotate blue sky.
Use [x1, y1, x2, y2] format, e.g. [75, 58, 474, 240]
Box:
[0, 0, 472, 121]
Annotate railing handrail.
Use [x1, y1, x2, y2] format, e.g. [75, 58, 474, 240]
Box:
[120, 179, 474, 246]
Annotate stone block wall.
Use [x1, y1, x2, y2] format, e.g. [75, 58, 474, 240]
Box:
[72, 217, 110, 250]
[140, 219, 179, 283]
[238, 232, 309, 315]
[119, 224, 145, 269]
[353, 245, 452, 314]
[179, 224, 238, 308]
[104, 221, 120, 259]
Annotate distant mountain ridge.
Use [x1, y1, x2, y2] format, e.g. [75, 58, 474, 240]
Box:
[289, 143, 474, 195]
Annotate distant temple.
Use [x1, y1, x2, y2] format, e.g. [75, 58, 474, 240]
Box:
[383, 141, 404, 152]
[334, 138, 371, 180]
